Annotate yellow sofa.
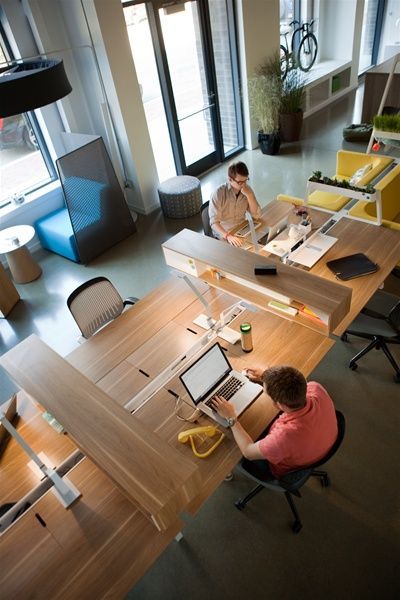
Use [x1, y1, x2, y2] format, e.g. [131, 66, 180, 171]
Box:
[307, 150, 394, 212]
[348, 162, 400, 223]
[277, 151, 394, 212]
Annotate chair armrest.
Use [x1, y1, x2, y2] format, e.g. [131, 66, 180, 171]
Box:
[123, 297, 139, 306]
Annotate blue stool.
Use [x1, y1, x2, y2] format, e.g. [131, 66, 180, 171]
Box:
[35, 208, 80, 262]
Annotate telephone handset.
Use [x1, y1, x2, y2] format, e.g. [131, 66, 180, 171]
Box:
[178, 425, 225, 458]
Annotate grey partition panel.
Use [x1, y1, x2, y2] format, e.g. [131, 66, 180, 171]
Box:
[56, 137, 136, 264]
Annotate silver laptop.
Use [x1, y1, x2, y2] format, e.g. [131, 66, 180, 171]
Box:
[179, 342, 263, 426]
[257, 216, 289, 246]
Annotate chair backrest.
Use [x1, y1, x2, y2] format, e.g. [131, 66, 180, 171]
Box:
[67, 276, 124, 338]
[388, 301, 400, 334]
[201, 201, 213, 237]
[280, 410, 345, 490]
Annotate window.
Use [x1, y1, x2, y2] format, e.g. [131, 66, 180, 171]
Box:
[0, 31, 56, 208]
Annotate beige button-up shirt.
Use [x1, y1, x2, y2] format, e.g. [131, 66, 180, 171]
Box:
[209, 183, 261, 238]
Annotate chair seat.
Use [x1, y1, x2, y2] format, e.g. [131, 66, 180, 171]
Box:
[35, 208, 80, 262]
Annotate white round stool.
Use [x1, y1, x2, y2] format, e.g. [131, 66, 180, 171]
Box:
[0, 225, 42, 283]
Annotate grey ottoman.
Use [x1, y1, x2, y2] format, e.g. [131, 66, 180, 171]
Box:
[158, 175, 202, 218]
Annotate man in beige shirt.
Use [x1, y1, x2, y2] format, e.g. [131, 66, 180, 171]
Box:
[209, 162, 261, 247]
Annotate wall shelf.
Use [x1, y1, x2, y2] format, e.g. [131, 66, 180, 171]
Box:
[304, 60, 355, 118]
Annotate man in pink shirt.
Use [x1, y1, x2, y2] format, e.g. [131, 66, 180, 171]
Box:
[212, 365, 337, 480]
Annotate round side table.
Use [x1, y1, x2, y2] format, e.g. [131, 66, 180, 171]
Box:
[0, 225, 42, 283]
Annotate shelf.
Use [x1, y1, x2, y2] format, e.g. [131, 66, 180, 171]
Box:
[304, 60, 355, 118]
[162, 229, 352, 335]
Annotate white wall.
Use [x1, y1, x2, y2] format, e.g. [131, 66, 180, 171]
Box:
[236, 0, 280, 148]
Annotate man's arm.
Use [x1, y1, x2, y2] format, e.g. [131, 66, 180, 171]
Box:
[211, 396, 264, 460]
[209, 193, 244, 246]
[241, 183, 261, 218]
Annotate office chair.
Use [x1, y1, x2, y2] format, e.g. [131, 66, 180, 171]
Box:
[67, 276, 138, 339]
[234, 410, 345, 533]
[341, 290, 400, 382]
[201, 201, 213, 237]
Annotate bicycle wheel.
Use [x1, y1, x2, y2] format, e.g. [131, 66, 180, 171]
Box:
[297, 33, 318, 72]
[280, 45, 289, 81]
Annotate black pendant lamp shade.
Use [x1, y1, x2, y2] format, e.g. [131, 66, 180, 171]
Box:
[0, 59, 72, 118]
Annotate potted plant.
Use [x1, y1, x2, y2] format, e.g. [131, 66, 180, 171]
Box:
[279, 67, 306, 142]
[248, 73, 281, 155]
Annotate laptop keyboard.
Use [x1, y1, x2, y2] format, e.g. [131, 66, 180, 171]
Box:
[235, 221, 262, 237]
[205, 376, 244, 406]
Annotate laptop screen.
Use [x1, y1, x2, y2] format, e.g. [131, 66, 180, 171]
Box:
[179, 343, 231, 405]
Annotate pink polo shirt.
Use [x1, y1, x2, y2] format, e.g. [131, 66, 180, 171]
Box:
[258, 382, 337, 478]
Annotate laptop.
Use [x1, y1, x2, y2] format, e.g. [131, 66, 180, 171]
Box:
[258, 216, 289, 246]
[179, 342, 263, 426]
[326, 253, 378, 281]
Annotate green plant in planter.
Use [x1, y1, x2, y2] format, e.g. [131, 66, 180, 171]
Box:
[280, 68, 306, 114]
[373, 113, 400, 133]
[309, 171, 376, 194]
[248, 74, 281, 135]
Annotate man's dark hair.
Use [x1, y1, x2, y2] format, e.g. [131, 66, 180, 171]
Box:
[228, 161, 249, 179]
[262, 366, 307, 409]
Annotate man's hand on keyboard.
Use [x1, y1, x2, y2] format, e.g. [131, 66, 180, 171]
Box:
[226, 233, 244, 247]
[211, 396, 237, 419]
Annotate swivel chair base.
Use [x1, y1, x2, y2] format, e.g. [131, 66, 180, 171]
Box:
[234, 470, 330, 534]
[341, 332, 400, 383]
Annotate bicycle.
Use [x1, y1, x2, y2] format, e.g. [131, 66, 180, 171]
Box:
[280, 19, 318, 79]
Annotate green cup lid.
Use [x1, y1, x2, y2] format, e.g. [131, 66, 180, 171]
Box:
[240, 323, 251, 332]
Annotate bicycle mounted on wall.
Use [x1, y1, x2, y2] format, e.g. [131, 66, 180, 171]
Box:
[280, 19, 318, 80]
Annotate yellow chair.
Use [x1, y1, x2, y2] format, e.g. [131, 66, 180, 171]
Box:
[308, 150, 393, 212]
[348, 162, 400, 224]
[277, 151, 394, 213]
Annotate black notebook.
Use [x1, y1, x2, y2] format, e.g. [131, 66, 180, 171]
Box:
[326, 253, 378, 281]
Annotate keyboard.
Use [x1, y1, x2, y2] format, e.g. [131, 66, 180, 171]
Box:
[205, 375, 244, 406]
[235, 221, 262, 237]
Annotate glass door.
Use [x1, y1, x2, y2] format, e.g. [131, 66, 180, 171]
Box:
[124, 0, 243, 178]
[154, 0, 220, 175]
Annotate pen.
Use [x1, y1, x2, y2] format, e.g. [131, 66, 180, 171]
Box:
[307, 244, 322, 251]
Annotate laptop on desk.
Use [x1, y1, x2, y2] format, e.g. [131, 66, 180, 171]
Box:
[179, 342, 263, 427]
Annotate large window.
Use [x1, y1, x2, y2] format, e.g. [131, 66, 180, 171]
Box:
[0, 32, 56, 208]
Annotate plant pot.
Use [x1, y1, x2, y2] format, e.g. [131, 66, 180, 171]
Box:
[279, 110, 303, 142]
[258, 131, 281, 155]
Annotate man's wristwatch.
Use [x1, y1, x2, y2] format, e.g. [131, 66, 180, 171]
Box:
[226, 417, 237, 428]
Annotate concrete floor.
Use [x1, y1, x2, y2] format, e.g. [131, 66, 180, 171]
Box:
[1, 88, 400, 600]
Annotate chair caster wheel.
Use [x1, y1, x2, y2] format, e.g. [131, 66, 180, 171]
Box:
[341, 333, 348, 342]
[321, 475, 330, 487]
[234, 499, 246, 511]
[349, 362, 357, 370]
[292, 521, 302, 534]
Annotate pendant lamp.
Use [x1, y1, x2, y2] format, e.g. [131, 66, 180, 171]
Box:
[0, 58, 72, 118]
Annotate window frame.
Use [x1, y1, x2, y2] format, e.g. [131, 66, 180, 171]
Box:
[0, 23, 58, 206]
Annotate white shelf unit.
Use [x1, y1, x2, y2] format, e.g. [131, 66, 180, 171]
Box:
[304, 60, 356, 118]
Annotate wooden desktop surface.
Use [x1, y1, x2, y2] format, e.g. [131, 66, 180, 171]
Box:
[250, 200, 400, 335]
[0, 276, 333, 598]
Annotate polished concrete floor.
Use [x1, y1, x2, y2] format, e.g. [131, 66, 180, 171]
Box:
[1, 89, 399, 600]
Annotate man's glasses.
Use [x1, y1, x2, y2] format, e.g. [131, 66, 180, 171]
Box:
[230, 176, 249, 185]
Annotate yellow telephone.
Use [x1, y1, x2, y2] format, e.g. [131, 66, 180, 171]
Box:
[178, 425, 225, 458]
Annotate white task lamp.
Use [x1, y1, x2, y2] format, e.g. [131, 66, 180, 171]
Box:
[0, 411, 80, 508]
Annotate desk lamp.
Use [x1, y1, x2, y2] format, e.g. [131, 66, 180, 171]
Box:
[0, 58, 72, 118]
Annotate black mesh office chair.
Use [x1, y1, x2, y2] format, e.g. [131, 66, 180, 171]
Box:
[234, 410, 345, 533]
[341, 290, 400, 382]
[67, 276, 138, 339]
[201, 201, 213, 237]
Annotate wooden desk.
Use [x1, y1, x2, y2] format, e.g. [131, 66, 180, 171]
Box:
[242, 201, 400, 336]
[0, 276, 334, 598]
[361, 56, 400, 123]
